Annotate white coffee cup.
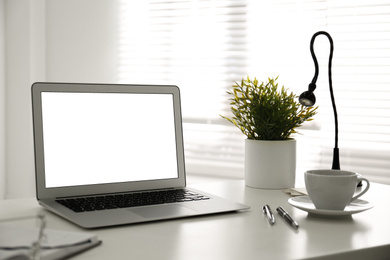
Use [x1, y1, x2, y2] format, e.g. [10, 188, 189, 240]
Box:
[304, 170, 370, 211]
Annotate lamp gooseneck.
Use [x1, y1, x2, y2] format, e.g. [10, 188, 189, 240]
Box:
[299, 31, 340, 170]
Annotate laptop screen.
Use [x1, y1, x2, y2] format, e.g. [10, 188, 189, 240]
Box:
[40, 91, 178, 188]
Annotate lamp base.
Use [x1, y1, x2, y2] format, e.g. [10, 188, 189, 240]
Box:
[332, 148, 340, 170]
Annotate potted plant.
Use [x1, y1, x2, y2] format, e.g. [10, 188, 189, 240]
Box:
[221, 76, 317, 189]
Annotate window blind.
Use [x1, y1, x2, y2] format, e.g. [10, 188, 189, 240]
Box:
[322, 0, 390, 184]
[118, 0, 248, 177]
[118, 0, 390, 184]
[247, 0, 390, 184]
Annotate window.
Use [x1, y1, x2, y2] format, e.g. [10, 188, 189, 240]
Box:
[118, 0, 248, 178]
[118, 0, 390, 184]
[252, 0, 390, 184]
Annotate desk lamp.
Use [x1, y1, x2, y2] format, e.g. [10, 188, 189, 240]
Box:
[298, 31, 340, 170]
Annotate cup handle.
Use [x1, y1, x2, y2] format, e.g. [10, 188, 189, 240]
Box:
[351, 177, 370, 201]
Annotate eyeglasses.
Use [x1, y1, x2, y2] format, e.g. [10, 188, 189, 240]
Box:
[0, 211, 92, 260]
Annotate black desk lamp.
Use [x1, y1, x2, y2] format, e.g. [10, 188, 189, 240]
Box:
[299, 31, 340, 170]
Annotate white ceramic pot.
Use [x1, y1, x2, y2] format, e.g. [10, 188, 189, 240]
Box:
[245, 139, 296, 189]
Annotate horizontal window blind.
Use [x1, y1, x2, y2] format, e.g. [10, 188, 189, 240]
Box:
[248, 0, 390, 184]
[324, 0, 390, 183]
[118, 0, 390, 184]
[118, 0, 248, 177]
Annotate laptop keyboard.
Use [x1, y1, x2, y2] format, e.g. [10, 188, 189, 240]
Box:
[56, 189, 210, 213]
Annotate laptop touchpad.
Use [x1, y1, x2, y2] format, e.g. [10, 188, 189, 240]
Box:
[129, 204, 198, 219]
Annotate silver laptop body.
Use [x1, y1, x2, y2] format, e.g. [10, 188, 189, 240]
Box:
[32, 82, 249, 228]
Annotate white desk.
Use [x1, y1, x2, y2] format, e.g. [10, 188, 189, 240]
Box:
[1, 180, 390, 260]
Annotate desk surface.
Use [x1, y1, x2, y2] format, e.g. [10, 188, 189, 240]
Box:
[1, 180, 390, 260]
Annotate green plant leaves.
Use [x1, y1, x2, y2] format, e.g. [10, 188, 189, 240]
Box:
[221, 76, 318, 140]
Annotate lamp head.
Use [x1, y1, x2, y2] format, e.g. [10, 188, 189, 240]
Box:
[299, 83, 317, 107]
[299, 91, 316, 106]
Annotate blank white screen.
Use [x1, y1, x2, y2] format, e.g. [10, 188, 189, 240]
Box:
[41, 92, 178, 188]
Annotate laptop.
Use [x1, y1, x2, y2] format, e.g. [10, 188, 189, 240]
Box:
[31, 82, 249, 228]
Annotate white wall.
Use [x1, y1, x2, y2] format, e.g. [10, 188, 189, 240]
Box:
[0, 0, 6, 199]
[4, 0, 39, 199]
[2, 0, 118, 199]
[45, 0, 118, 83]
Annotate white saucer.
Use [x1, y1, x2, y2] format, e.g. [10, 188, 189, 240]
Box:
[288, 196, 374, 217]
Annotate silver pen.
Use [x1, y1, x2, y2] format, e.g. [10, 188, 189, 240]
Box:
[262, 204, 275, 225]
[276, 206, 299, 229]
